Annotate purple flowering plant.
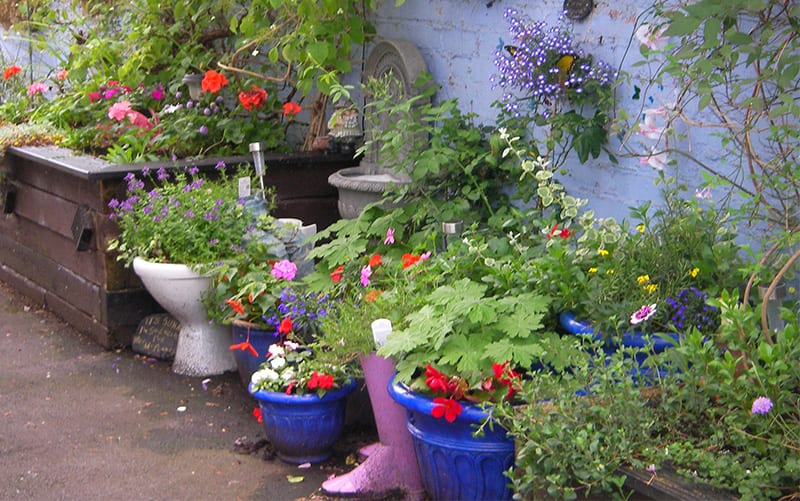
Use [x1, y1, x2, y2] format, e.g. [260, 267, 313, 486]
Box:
[107, 162, 271, 268]
[491, 8, 619, 165]
[202, 252, 331, 345]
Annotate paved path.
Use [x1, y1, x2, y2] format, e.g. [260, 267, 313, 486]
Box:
[0, 281, 374, 501]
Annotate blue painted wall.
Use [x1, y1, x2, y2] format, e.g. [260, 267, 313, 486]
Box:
[356, 0, 718, 223]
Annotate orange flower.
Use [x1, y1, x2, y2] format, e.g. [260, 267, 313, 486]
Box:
[201, 69, 228, 94]
[229, 341, 258, 357]
[282, 102, 301, 117]
[238, 85, 267, 111]
[364, 289, 383, 303]
[3, 65, 21, 80]
[330, 265, 344, 283]
[278, 317, 293, 334]
[402, 253, 421, 269]
[369, 254, 382, 267]
[225, 299, 245, 315]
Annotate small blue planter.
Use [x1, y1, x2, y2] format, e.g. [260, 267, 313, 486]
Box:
[388, 375, 515, 501]
[249, 378, 357, 464]
[231, 321, 277, 385]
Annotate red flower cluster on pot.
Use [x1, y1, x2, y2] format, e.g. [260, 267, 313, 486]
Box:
[425, 362, 522, 423]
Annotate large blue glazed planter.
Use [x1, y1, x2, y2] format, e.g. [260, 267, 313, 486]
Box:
[559, 312, 679, 378]
[249, 378, 357, 464]
[559, 312, 679, 353]
[388, 375, 515, 501]
[231, 321, 276, 386]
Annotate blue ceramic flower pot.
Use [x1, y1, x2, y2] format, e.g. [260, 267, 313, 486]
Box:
[559, 312, 679, 352]
[231, 321, 276, 385]
[559, 312, 679, 379]
[249, 379, 356, 464]
[388, 375, 515, 501]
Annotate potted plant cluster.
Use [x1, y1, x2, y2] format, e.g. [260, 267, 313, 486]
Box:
[300, 5, 799, 498]
[248, 321, 355, 464]
[202, 252, 332, 386]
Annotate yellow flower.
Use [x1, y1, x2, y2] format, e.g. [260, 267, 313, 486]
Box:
[636, 224, 646, 234]
[637, 274, 650, 285]
[789, 286, 797, 295]
[644, 284, 658, 293]
[606, 269, 615, 275]
[588, 267, 598, 273]
[597, 249, 609, 256]
[689, 267, 700, 278]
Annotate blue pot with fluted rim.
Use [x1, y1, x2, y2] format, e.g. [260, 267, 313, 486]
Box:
[388, 375, 515, 501]
[249, 378, 357, 464]
[559, 312, 679, 379]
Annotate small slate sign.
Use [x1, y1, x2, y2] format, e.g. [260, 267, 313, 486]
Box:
[132, 313, 180, 360]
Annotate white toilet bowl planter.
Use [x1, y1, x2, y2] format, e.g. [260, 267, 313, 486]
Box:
[132, 257, 236, 377]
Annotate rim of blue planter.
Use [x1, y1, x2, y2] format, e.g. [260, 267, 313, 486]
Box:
[559, 311, 679, 352]
[387, 374, 492, 424]
[249, 378, 357, 403]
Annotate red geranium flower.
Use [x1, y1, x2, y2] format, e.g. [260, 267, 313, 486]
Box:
[368, 254, 382, 267]
[547, 223, 571, 239]
[402, 253, 421, 269]
[238, 85, 267, 111]
[278, 317, 293, 334]
[282, 102, 301, 117]
[425, 364, 452, 395]
[225, 298, 245, 315]
[3, 65, 22, 80]
[201, 69, 228, 94]
[330, 265, 344, 283]
[431, 397, 463, 423]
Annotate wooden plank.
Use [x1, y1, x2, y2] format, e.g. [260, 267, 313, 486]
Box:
[0, 212, 104, 285]
[619, 465, 738, 501]
[0, 263, 111, 347]
[13, 183, 79, 241]
[0, 231, 104, 319]
[5, 151, 106, 211]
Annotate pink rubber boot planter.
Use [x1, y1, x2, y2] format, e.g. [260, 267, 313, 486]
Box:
[322, 351, 424, 500]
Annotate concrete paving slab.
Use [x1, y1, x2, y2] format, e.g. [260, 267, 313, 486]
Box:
[0, 280, 385, 501]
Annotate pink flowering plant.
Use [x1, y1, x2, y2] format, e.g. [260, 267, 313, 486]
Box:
[107, 162, 272, 268]
[43, 72, 302, 163]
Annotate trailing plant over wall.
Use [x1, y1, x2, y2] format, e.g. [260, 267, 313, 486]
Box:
[622, 0, 800, 322]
